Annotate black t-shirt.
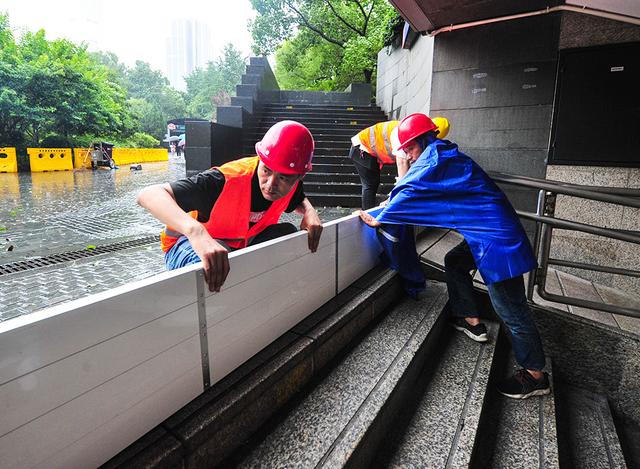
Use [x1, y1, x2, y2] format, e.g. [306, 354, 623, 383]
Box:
[169, 168, 305, 224]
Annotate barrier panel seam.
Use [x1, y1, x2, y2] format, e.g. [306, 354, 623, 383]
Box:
[196, 271, 211, 388]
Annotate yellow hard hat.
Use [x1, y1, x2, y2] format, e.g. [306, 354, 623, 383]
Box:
[432, 117, 450, 139]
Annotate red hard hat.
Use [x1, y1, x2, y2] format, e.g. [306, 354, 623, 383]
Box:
[255, 120, 314, 174]
[397, 113, 438, 150]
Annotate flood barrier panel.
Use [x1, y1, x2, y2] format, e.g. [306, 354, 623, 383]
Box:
[73, 148, 92, 169]
[0, 212, 381, 468]
[0, 148, 18, 173]
[112, 148, 169, 165]
[28, 148, 74, 172]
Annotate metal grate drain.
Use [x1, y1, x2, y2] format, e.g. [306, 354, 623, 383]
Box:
[0, 236, 160, 276]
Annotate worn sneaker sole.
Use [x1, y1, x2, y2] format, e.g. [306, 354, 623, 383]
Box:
[498, 387, 551, 399]
[452, 324, 489, 343]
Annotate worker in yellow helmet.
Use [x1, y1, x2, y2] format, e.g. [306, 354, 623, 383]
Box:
[350, 117, 450, 209]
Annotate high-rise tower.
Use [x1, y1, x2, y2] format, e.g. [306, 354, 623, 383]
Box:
[166, 18, 213, 91]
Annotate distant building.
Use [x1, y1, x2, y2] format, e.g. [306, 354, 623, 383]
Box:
[166, 19, 214, 91]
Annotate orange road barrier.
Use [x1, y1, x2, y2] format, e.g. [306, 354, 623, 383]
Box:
[28, 148, 74, 172]
[112, 148, 168, 165]
[73, 148, 93, 169]
[0, 147, 18, 173]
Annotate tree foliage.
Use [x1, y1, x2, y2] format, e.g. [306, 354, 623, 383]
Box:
[184, 44, 246, 120]
[0, 13, 135, 147]
[249, 0, 398, 90]
[124, 61, 186, 139]
[0, 13, 248, 149]
[0, 13, 194, 148]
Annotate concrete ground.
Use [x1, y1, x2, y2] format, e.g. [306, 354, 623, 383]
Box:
[0, 159, 353, 322]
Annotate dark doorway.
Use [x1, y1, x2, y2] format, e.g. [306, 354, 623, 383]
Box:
[550, 42, 640, 166]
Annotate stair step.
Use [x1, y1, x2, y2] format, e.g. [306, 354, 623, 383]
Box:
[261, 103, 382, 111]
[236, 283, 449, 468]
[241, 147, 353, 155]
[256, 115, 385, 125]
[255, 116, 386, 124]
[241, 149, 353, 156]
[559, 385, 627, 468]
[376, 322, 500, 467]
[486, 359, 560, 468]
[312, 156, 354, 165]
[304, 173, 396, 184]
[246, 129, 357, 137]
[305, 164, 357, 174]
[306, 193, 365, 207]
[304, 182, 395, 195]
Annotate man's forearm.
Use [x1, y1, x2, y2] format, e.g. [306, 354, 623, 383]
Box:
[396, 158, 410, 179]
[137, 184, 203, 237]
[294, 197, 315, 216]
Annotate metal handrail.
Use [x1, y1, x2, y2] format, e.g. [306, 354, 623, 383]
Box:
[489, 172, 640, 208]
[487, 172, 640, 319]
[490, 171, 640, 198]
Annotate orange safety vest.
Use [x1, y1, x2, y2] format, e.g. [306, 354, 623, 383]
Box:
[357, 120, 399, 166]
[160, 156, 299, 252]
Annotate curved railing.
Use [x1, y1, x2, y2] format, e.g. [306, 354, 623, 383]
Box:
[489, 171, 640, 319]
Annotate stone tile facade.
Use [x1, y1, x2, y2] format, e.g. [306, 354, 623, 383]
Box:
[546, 165, 640, 299]
[376, 35, 434, 120]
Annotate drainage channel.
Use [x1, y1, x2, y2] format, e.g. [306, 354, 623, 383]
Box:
[0, 236, 160, 276]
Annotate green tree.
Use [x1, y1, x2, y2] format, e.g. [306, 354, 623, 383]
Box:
[124, 61, 186, 139]
[0, 14, 133, 147]
[250, 0, 398, 89]
[90, 50, 128, 87]
[184, 43, 245, 120]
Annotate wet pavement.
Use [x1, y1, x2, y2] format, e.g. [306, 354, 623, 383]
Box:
[0, 160, 353, 322]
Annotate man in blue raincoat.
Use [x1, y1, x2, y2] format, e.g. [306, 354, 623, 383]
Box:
[358, 113, 549, 400]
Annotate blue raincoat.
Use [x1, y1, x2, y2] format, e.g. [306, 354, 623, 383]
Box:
[374, 223, 426, 299]
[375, 139, 537, 285]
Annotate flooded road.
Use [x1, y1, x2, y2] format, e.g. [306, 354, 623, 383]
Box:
[0, 160, 352, 321]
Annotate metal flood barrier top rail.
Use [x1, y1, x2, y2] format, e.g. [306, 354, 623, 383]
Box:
[489, 171, 640, 319]
[0, 212, 381, 469]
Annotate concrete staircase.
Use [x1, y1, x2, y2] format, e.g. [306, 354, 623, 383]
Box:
[242, 102, 396, 208]
[225, 284, 566, 468]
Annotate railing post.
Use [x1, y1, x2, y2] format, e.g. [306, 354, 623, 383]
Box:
[536, 192, 557, 300]
[527, 189, 546, 300]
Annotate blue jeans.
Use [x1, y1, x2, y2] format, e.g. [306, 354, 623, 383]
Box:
[164, 222, 298, 270]
[444, 241, 546, 371]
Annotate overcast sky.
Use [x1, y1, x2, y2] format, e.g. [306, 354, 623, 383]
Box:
[0, 0, 256, 77]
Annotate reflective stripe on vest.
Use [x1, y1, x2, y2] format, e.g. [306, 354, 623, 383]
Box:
[357, 121, 398, 165]
[368, 125, 378, 157]
[380, 121, 393, 163]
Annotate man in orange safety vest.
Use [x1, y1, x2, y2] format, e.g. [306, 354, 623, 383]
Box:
[137, 120, 323, 292]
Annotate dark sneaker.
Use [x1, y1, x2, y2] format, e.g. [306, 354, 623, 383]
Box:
[452, 317, 488, 342]
[498, 369, 551, 399]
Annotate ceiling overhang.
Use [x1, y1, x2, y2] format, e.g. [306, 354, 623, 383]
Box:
[389, 0, 640, 34]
